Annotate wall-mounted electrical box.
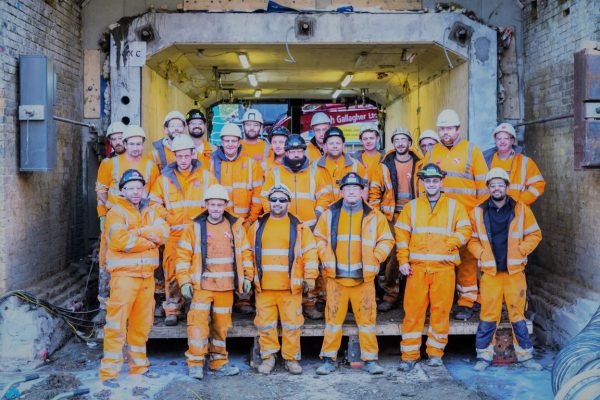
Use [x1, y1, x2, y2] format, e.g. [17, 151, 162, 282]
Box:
[19, 55, 56, 171]
[574, 49, 600, 169]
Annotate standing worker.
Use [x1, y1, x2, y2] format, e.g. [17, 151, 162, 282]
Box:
[263, 126, 289, 171]
[250, 184, 319, 375]
[175, 184, 254, 379]
[151, 111, 188, 171]
[186, 108, 213, 166]
[314, 172, 394, 375]
[395, 164, 472, 371]
[104, 122, 127, 158]
[241, 108, 270, 163]
[149, 134, 217, 326]
[99, 169, 169, 386]
[351, 123, 384, 182]
[425, 109, 489, 320]
[306, 112, 330, 162]
[469, 168, 543, 371]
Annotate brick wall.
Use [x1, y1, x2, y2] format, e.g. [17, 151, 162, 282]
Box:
[522, 0, 600, 347]
[0, 0, 84, 293]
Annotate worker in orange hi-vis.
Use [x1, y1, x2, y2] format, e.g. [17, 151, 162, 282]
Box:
[395, 163, 471, 372]
[150, 111, 188, 171]
[306, 112, 330, 162]
[250, 184, 319, 375]
[351, 123, 384, 182]
[262, 126, 289, 172]
[99, 168, 169, 387]
[425, 109, 489, 321]
[241, 108, 270, 163]
[175, 184, 254, 380]
[185, 108, 214, 167]
[149, 134, 217, 327]
[95, 125, 159, 323]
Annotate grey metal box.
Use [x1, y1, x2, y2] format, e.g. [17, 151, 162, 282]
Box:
[19, 55, 56, 171]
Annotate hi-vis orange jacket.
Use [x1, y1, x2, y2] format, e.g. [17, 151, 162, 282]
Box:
[468, 199, 542, 276]
[242, 139, 270, 163]
[151, 136, 213, 171]
[209, 147, 264, 223]
[248, 213, 319, 295]
[260, 159, 334, 228]
[306, 138, 325, 163]
[314, 200, 394, 283]
[95, 154, 159, 217]
[316, 154, 368, 200]
[104, 196, 169, 278]
[425, 140, 489, 209]
[394, 194, 472, 269]
[175, 211, 254, 294]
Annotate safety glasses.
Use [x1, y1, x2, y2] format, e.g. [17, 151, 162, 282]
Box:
[269, 197, 289, 203]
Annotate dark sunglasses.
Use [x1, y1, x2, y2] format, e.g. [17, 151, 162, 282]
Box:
[269, 197, 289, 203]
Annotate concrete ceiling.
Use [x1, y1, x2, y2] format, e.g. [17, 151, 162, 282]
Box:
[145, 43, 466, 107]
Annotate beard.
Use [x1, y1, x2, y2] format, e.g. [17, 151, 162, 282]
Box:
[189, 128, 204, 138]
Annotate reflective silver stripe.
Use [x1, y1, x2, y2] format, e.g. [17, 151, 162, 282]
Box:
[304, 262, 318, 270]
[456, 219, 470, 228]
[168, 200, 205, 209]
[508, 258, 527, 265]
[428, 328, 448, 340]
[213, 306, 232, 314]
[256, 321, 278, 331]
[337, 263, 363, 271]
[191, 273, 202, 281]
[262, 249, 289, 256]
[364, 265, 379, 273]
[474, 174, 488, 180]
[190, 303, 211, 310]
[443, 187, 477, 195]
[320, 351, 338, 358]
[396, 242, 408, 249]
[211, 339, 227, 347]
[410, 201, 416, 228]
[176, 262, 190, 271]
[361, 351, 378, 359]
[401, 331, 422, 339]
[305, 218, 317, 227]
[325, 323, 342, 332]
[234, 207, 250, 214]
[445, 171, 472, 179]
[105, 258, 159, 269]
[526, 175, 543, 185]
[413, 227, 448, 235]
[261, 264, 289, 272]
[447, 199, 456, 234]
[189, 338, 208, 348]
[292, 278, 304, 286]
[480, 261, 496, 267]
[232, 182, 248, 189]
[523, 224, 539, 235]
[105, 320, 120, 330]
[186, 354, 205, 361]
[203, 271, 235, 278]
[261, 349, 278, 358]
[474, 209, 489, 242]
[357, 325, 376, 333]
[206, 257, 234, 265]
[242, 260, 253, 268]
[294, 192, 313, 200]
[107, 223, 128, 239]
[510, 183, 524, 191]
[322, 261, 336, 269]
[426, 338, 446, 349]
[302, 243, 316, 253]
[528, 187, 540, 197]
[252, 197, 262, 204]
[395, 222, 411, 232]
[112, 156, 120, 183]
[371, 181, 382, 189]
[401, 344, 421, 352]
[396, 192, 412, 199]
[100, 361, 122, 371]
[211, 354, 228, 360]
[145, 160, 153, 184]
[461, 292, 478, 300]
[130, 357, 148, 366]
[281, 322, 302, 330]
[171, 224, 188, 231]
[310, 162, 317, 196]
[409, 253, 460, 262]
[337, 234, 361, 241]
[455, 232, 466, 245]
[128, 345, 146, 354]
[104, 352, 124, 360]
[124, 235, 137, 253]
[456, 284, 478, 292]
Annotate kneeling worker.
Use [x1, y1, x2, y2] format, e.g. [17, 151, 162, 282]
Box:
[175, 184, 254, 379]
[314, 172, 394, 375]
[250, 184, 319, 375]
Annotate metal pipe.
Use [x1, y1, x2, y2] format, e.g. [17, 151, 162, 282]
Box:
[53, 115, 97, 130]
[514, 113, 574, 127]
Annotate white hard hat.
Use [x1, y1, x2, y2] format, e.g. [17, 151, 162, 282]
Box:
[390, 127, 412, 142]
[493, 122, 517, 139]
[242, 108, 264, 124]
[486, 168, 510, 185]
[163, 111, 187, 126]
[171, 134, 195, 152]
[267, 184, 292, 200]
[310, 112, 331, 127]
[436, 109, 461, 127]
[122, 125, 146, 141]
[220, 123, 243, 139]
[203, 184, 230, 202]
[107, 122, 127, 137]
[359, 123, 380, 137]
[419, 129, 440, 143]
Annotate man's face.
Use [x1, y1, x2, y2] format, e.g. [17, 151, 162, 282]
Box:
[270, 136, 286, 157]
[419, 138, 438, 155]
[341, 184, 363, 205]
[495, 132, 515, 153]
[488, 178, 508, 201]
[360, 131, 378, 152]
[312, 123, 330, 146]
[121, 180, 144, 206]
[206, 199, 227, 220]
[125, 137, 145, 158]
[164, 118, 186, 140]
[221, 136, 240, 157]
[188, 119, 206, 138]
[109, 133, 125, 155]
[393, 135, 411, 155]
[325, 137, 344, 158]
[422, 177, 442, 197]
[439, 126, 460, 146]
[268, 192, 289, 217]
[243, 121, 262, 140]
[286, 148, 305, 161]
[175, 149, 193, 171]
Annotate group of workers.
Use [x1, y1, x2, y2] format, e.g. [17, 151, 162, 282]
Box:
[95, 105, 547, 386]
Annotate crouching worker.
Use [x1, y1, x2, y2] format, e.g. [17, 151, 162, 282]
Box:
[314, 172, 394, 375]
[99, 169, 169, 387]
[469, 168, 543, 372]
[249, 184, 319, 375]
[175, 184, 254, 379]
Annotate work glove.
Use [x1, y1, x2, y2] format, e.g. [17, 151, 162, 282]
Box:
[243, 278, 252, 294]
[303, 278, 316, 294]
[399, 263, 412, 276]
[180, 283, 194, 301]
[99, 216, 105, 233]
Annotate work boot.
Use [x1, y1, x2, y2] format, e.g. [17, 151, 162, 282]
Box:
[303, 305, 324, 320]
[316, 358, 337, 375]
[93, 309, 106, 325]
[284, 360, 303, 375]
[363, 361, 384, 375]
[520, 359, 543, 371]
[102, 379, 120, 388]
[425, 357, 443, 367]
[189, 366, 204, 380]
[164, 314, 178, 326]
[454, 306, 473, 320]
[473, 360, 490, 372]
[377, 301, 395, 312]
[315, 301, 326, 313]
[213, 363, 240, 376]
[236, 304, 255, 315]
[154, 304, 165, 318]
[398, 360, 417, 372]
[142, 370, 159, 379]
[257, 356, 276, 375]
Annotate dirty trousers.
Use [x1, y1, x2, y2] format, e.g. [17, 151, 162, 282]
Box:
[456, 246, 479, 307]
[475, 272, 533, 362]
[320, 278, 378, 361]
[186, 289, 233, 369]
[401, 267, 455, 361]
[302, 273, 326, 307]
[97, 227, 109, 309]
[254, 290, 304, 361]
[162, 241, 183, 317]
[99, 276, 155, 380]
[381, 252, 401, 303]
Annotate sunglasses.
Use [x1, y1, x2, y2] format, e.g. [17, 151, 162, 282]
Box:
[269, 197, 289, 203]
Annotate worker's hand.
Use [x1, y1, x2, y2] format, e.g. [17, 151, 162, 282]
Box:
[99, 216, 105, 233]
[180, 283, 194, 301]
[303, 278, 316, 294]
[242, 219, 253, 231]
[399, 263, 412, 276]
[243, 278, 252, 294]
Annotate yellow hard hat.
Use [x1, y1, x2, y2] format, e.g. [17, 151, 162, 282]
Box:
[122, 125, 146, 141]
[436, 109, 461, 127]
[203, 184, 230, 202]
[486, 168, 510, 185]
